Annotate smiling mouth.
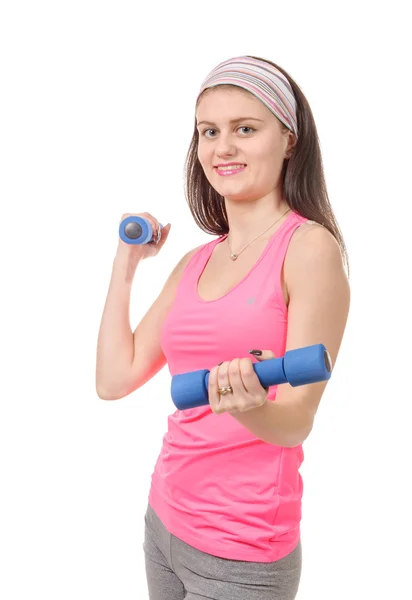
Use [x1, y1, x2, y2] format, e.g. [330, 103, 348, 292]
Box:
[214, 164, 247, 176]
[214, 164, 246, 169]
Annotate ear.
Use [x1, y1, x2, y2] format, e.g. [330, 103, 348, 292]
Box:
[285, 131, 297, 158]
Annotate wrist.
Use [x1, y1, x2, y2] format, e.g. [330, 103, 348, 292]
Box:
[112, 247, 142, 284]
[229, 396, 269, 416]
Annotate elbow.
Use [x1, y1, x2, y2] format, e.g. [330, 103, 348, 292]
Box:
[95, 380, 127, 401]
[273, 422, 314, 448]
[96, 386, 120, 400]
[284, 436, 309, 448]
[95, 379, 137, 401]
[288, 422, 314, 447]
[95, 370, 131, 400]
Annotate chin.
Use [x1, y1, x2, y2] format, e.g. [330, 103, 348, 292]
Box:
[221, 191, 252, 202]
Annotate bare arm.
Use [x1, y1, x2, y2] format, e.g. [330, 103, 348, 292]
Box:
[96, 237, 202, 400]
[230, 223, 351, 446]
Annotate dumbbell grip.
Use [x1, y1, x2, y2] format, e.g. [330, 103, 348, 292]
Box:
[171, 344, 332, 410]
[204, 354, 287, 391]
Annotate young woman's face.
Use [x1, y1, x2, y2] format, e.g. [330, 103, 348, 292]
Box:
[196, 87, 295, 202]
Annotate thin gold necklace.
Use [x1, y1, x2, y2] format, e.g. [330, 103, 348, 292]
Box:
[227, 208, 291, 261]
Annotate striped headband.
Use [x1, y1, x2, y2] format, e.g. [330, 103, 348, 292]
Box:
[196, 56, 298, 137]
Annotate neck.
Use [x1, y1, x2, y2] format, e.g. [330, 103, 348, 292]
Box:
[224, 192, 290, 251]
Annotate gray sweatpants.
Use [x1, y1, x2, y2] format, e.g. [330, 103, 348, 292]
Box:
[143, 504, 302, 600]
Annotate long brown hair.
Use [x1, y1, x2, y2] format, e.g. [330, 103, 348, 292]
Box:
[183, 55, 349, 275]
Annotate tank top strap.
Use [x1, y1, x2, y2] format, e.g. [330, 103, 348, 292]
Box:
[269, 211, 308, 251]
[175, 211, 309, 299]
[264, 210, 309, 315]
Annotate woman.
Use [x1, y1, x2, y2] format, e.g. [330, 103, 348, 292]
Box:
[96, 55, 350, 599]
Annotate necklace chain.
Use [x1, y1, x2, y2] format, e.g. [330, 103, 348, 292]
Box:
[228, 208, 291, 260]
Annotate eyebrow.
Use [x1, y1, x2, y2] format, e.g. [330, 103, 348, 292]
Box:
[196, 117, 264, 127]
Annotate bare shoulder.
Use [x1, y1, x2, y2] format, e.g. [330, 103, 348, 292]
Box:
[161, 242, 205, 294]
[282, 219, 350, 313]
[290, 219, 338, 248]
[286, 220, 346, 277]
[172, 243, 205, 277]
[183, 242, 205, 263]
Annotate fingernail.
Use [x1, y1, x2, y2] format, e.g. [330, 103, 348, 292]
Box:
[248, 349, 262, 356]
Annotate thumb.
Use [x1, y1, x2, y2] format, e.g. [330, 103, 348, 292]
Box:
[248, 349, 276, 361]
[158, 223, 171, 246]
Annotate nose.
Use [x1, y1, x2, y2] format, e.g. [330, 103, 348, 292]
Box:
[214, 131, 236, 158]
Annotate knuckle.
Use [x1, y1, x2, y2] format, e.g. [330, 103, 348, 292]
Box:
[208, 373, 217, 388]
[242, 370, 255, 382]
[241, 364, 256, 382]
[240, 357, 254, 372]
[217, 365, 227, 378]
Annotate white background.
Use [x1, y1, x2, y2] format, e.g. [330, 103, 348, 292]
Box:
[1, 1, 411, 598]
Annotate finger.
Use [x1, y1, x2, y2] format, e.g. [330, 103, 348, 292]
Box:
[208, 365, 223, 414]
[147, 221, 162, 244]
[217, 361, 231, 392]
[228, 358, 248, 394]
[248, 349, 276, 361]
[239, 358, 268, 399]
[157, 223, 171, 247]
[226, 358, 253, 413]
[213, 361, 236, 414]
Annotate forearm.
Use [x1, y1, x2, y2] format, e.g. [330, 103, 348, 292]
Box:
[95, 249, 142, 398]
[230, 396, 313, 447]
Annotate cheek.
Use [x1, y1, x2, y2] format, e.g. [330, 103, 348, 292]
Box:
[256, 138, 279, 160]
[197, 143, 210, 167]
[255, 141, 284, 174]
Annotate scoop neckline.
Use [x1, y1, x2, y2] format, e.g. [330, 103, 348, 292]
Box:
[194, 210, 296, 304]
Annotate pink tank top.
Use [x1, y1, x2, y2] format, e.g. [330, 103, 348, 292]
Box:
[148, 210, 308, 562]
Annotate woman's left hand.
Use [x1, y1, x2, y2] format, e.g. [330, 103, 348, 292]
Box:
[208, 350, 275, 415]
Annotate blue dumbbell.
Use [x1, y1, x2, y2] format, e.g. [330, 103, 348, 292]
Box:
[171, 344, 332, 410]
[119, 216, 163, 244]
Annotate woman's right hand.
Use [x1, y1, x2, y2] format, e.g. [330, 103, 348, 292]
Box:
[116, 212, 172, 261]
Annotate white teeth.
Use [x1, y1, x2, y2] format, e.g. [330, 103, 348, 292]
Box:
[216, 165, 245, 171]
